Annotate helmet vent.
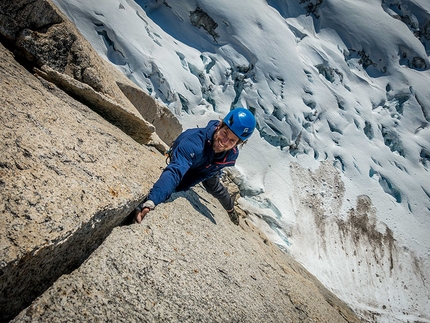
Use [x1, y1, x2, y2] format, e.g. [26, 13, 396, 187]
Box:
[228, 115, 235, 126]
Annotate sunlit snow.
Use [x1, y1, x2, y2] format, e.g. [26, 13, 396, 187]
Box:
[53, 0, 430, 321]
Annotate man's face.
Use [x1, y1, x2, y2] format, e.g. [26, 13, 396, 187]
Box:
[213, 125, 240, 153]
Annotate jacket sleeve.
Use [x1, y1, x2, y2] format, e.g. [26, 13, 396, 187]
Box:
[147, 139, 198, 206]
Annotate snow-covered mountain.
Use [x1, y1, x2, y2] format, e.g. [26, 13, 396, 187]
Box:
[53, 0, 430, 321]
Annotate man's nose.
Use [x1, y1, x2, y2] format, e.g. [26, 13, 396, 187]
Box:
[220, 135, 229, 144]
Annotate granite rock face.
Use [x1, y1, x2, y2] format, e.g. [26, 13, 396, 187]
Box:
[0, 42, 165, 321]
[108, 65, 183, 146]
[12, 188, 360, 323]
[0, 0, 181, 150]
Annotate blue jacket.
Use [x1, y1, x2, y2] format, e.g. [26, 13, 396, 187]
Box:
[148, 120, 238, 206]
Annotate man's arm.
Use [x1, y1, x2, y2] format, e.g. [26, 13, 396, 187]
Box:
[134, 140, 198, 222]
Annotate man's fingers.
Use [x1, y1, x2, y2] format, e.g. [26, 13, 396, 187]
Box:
[134, 210, 144, 224]
[134, 208, 149, 224]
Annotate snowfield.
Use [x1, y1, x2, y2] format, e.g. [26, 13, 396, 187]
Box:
[53, 0, 430, 321]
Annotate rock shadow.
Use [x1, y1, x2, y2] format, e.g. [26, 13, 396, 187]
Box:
[167, 190, 217, 224]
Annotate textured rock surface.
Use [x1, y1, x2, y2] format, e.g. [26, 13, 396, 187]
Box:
[108, 64, 183, 146]
[0, 0, 181, 150]
[0, 42, 164, 321]
[13, 188, 360, 323]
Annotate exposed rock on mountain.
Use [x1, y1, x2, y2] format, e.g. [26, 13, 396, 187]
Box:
[108, 65, 182, 146]
[0, 40, 165, 321]
[12, 189, 360, 323]
[0, 0, 181, 150]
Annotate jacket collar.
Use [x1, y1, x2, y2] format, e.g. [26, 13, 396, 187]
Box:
[205, 120, 221, 142]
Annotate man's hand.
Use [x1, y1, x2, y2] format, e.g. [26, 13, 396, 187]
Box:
[134, 199, 155, 224]
[134, 207, 150, 224]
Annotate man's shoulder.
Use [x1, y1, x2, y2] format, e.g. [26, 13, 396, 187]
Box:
[206, 119, 220, 128]
[175, 129, 206, 156]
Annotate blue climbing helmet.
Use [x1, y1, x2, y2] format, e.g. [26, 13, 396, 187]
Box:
[223, 107, 256, 141]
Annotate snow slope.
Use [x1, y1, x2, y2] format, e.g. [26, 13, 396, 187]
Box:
[53, 0, 430, 321]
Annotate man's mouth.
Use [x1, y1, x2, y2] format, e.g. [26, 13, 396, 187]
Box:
[217, 140, 225, 149]
[213, 139, 225, 152]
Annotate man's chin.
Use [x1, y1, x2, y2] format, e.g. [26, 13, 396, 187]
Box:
[213, 146, 225, 154]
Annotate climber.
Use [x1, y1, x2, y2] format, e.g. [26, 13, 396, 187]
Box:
[134, 107, 256, 225]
